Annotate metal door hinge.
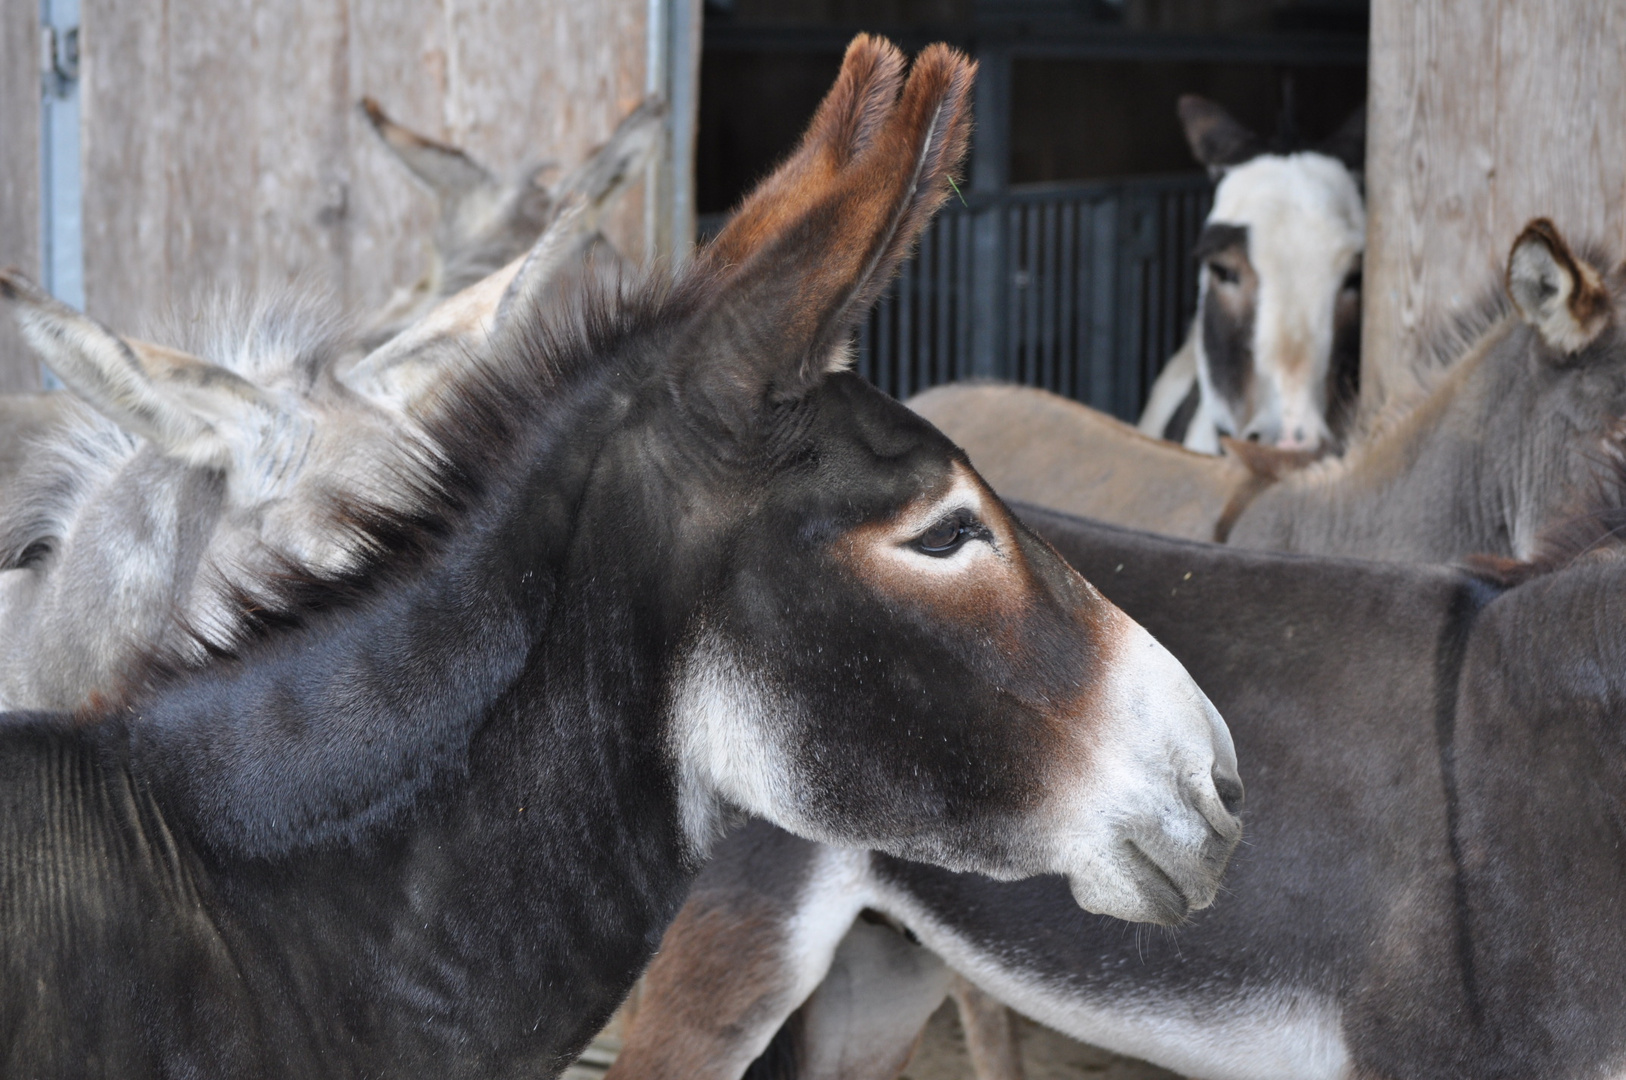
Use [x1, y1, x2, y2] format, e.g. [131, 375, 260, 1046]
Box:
[41, 24, 79, 97]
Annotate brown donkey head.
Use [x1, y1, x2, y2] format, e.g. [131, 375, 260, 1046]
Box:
[628, 37, 1242, 924]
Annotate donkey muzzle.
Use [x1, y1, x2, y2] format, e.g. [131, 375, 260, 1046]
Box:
[1054, 618, 1243, 926]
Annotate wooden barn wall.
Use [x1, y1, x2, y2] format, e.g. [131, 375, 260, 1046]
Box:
[0, 4, 42, 391]
[1364, 0, 1626, 402]
[69, 0, 654, 350]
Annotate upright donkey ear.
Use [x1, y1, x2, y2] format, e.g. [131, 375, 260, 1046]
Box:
[0, 269, 268, 467]
[1317, 103, 1366, 173]
[1506, 218, 1611, 355]
[681, 36, 974, 414]
[343, 98, 666, 414]
[702, 34, 908, 273]
[361, 97, 501, 215]
[1178, 95, 1264, 178]
[553, 96, 666, 227]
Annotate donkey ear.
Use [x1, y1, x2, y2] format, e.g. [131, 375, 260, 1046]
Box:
[0, 269, 267, 466]
[1506, 218, 1611, 355]
[361, 97, 500, 211]
[703, 34, 908, 271]
[681, 37, 973, 414]
[554, 96, 666, 224]
[1178, 95, 1264, 177]
[1317, 103, 1366, 173]
[342, 195, 601, 413]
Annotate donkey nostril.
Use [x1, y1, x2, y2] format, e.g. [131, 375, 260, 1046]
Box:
[1245, 432, 1261, 442]
[1213, 773, 1245, 815]
[1293, 426, 1306, 442]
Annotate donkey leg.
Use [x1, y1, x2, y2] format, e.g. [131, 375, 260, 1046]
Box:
[605, 823, 870, 1080]
[949, 973, 1026, 1080]
[791, 916, 950, 1080]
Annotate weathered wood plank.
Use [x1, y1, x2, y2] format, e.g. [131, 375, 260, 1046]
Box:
[0, 2, 42, 390]
[1364, 0, 1626, 403]
[77, 0, 659, 347]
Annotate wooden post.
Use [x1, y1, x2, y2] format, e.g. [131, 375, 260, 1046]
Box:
[0, 3, 42, 390]
[1364, 0, 1626, 404]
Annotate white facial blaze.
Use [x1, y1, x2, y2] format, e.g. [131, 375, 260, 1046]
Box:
[1202, 152, 1365, 450]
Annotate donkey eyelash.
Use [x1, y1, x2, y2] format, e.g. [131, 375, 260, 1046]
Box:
[8, 538, 53, 570]
[1207, 261, 1240, 286]
[912, 511, 989, 556]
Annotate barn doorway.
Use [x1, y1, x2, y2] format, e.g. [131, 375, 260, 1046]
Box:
[696, 0, 1367, 419]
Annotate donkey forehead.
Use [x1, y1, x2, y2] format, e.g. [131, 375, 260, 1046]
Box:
[778, 374, 966, 505]
[1209, 153, 1365, 267]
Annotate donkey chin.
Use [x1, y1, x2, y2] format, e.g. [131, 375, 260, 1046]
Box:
[1043, 616, 1243, 926]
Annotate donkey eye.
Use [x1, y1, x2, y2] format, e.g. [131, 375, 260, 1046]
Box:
[915, 514, 975, 556]
[9, 538, 52, 570]
[1207, 261, 1239, 286]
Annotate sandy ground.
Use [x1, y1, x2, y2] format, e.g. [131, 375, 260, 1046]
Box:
[566, 998, 1181, 1080]
[902, 1002, 1181, 1080]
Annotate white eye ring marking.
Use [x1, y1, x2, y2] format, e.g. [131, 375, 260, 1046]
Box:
[879, 469, 1005, 572]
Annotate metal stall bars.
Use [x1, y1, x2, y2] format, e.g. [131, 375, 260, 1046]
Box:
[854, 172, 1211, 421]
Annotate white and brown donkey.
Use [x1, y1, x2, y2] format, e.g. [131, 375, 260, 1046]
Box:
[1139, 95, 1365, 454]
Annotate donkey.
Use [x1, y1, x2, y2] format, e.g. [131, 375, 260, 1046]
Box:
[356, 93, 665, 350]
[1137, 95, 1365, 453]
[0, 82, 666, 712]
[613, 487, 1626, 1080]
[0, 155, 638, 711]
[610, 219, 1626, 1080]
[908, 381, 1261, 542]
[914, 219, 1626, 564]
[0, 92, 661, 489]
[1226, 218, 1626, 560]
[0, 38, 1244, 1078]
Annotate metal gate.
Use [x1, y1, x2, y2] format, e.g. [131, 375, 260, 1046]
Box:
[855, 173, 1211, 421]
[697, 172, 1212, 422]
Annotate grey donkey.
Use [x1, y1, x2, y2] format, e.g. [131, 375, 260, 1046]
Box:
[0, 97, 663, 711]
[356, 93, 665, 351]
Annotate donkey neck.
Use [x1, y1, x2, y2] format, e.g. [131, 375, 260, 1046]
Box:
[1230, 316, 1521, 561]
[1437, 560, 1626, 1072]
[17, 368, 719, 1071]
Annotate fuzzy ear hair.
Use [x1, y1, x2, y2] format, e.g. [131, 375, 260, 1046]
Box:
[1506, 218, 1611, 355]
[1317, 103, 1366, 173]
[554, 96, 666, 224]
[0, 269, 271, 467]
[361, 97, 499, 208]
[1178, 95, 1265, 177]
[343, 195, 600, 414]
[681, 37, 974, 415]
[702, 34, 908, 272]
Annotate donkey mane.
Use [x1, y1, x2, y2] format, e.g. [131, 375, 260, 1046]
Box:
[0, 290, 347, 572]
[1403, 236, 1620, 384]
[116, 264, 706, 709]
[1469, 420, 1626, 586]
[1420, 288, 1515, 375]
